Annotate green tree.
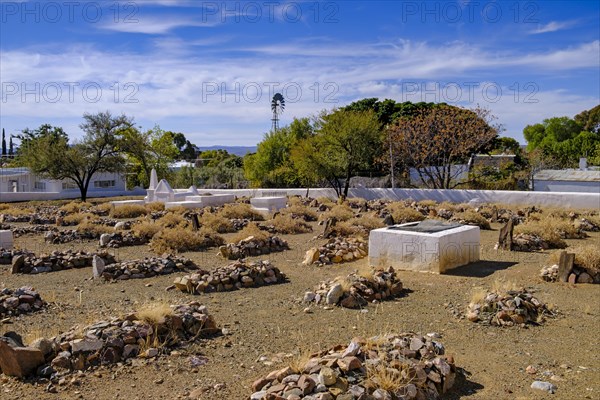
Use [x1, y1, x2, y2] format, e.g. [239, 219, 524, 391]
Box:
[291, 110, 382, 200]
[18, 112, 130, 201]
[574, 104, 600, 134]
[172, 132, 197, 160]
[244, 117, 313, 187]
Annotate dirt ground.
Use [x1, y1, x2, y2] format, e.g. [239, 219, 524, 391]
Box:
[1, 210, 599, 400]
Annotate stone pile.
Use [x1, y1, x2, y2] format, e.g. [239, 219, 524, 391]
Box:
[0, 248, 32, 265]
[512, 233, 553, 251]
[230, 218, 251, 231]
[466, 289, 555, 326]
[304, 267, 404, 309]
[579, 218, 600, 232]
[11, 250, 116, 274]
[98, 256, 196, 281]
[99, 232, 148, 248]
[250, 333, 457, 400]
[540, 264, 598, 284]
[174, 260, 286, 294]
[303, 237, 368, 266]
[0, 302, 219, 378]
[44, 230, 97, 244]
[12, 225, 53, 237]
[219, 236, 289, 260]
[0, 287, 46, 317]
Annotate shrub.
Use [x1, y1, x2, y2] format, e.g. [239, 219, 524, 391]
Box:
[0, 204, 9, 211]
[417, 199, 438, 208]
[145, 202, 165, 212]
[316, 196, 336, 208]
[150, 227, 224, 254]
[60, 201, 92, 214]
[385, 202, 425, 224]
[92, 202, 113, 215]
[219, 203, 264, 221]
[230, 222, 269, 243]
[451, 210, 491, 230]
[347, 197, 367, 209]
[268, 214, 312, 234]
[349, 213, 385, 231]
[76, 219, 113, 237]
[514, 217, 572, 248]
[110, 204, 148, 219]
[63, 212, 98, 226]
[320, 204, 355, 222]
[280, 204, 318, 221]
[0, 207, 33, 216]
[132, 221, 162, 240]
[136, 302, 174, 325]
[200, 213, 235, 233]
[573, 244, 600, 273]
[158, 212, 187, 228]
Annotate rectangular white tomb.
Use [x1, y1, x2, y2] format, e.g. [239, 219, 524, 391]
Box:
[250, 196, 287, 213]
[369, 220, 480, 274]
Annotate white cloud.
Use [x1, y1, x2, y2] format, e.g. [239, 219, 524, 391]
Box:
[529, 20, 577, 34]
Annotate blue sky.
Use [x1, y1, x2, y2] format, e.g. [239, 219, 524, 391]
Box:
[1, 0, 598, 146]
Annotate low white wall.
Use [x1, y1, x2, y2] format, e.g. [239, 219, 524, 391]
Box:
[0, 188, 146, 203]
[534, 180, 600, 193]
[194, 188, 600, 209]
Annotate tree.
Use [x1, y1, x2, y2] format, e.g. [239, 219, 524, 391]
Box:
[291, 110, 382, 200]
[18, 112, 131, 201]
[523, 106, 600, 168]
[244, 117, 313, 187]
[1, 128, 6, 156]
[387, 105, 499, 189]
[172, 132, 197, 160]
[8, 136, 13, 155]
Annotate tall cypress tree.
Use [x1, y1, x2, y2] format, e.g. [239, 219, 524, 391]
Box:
[9, 136, 14, 156]
[1, 128, 6, 156]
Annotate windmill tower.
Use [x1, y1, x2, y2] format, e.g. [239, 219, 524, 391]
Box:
[271, 93, 285, 131]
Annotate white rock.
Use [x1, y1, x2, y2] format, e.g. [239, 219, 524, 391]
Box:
[531, 380, 557, 394]
[99, 234, 111, 247]
[325, 284, 343, 305]
[92, 255, 105, 278]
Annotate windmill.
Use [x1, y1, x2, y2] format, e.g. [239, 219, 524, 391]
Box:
[271, 93, 285, 131]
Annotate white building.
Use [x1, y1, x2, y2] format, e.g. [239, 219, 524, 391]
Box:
[533, 169, 600, 193]
[0, 167, 141, 202]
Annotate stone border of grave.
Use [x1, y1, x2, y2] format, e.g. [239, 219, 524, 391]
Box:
[250, 333, 457, 400]
[173, 260, 286, 294]
[218, 236, 289, 260]
[303, 267, 404, 309]
[0, 287, 46, 319]
[0, 302, 220, 379]
[466, 289, 555, 327]
[303, 237, 367, 266]
[95, 255, 197, 280]
[540, 251, 599, 284]
[10, 251, 116, 275]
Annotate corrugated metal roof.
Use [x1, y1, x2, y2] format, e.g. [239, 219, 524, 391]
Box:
[534, 169, 600, 182]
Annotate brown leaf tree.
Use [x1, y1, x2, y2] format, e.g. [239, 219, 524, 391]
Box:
[386, 105, 500, 189]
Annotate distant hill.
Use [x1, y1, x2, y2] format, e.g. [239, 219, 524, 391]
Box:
[195, 145, 257, 157]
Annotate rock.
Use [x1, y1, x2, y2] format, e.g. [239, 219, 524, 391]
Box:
[92, 255, 106, 278]
[373, 388, 392, 400]
[0, 340, 45, 378]
[99, 233, 111, 247]
[303, 292, 316, 303]
[30, 338, 54, 357]
[303, 248, 320, 265]
[326, 284, 344, 305]
[318, 366, 337, 386]
[526, 365, 537, 374]
[577, 272, 593, 284]
[114, 221, 129, 231]
[531, 380, 557, 394]
[70, 338, 104, 354]
[11, 255, 25, 274]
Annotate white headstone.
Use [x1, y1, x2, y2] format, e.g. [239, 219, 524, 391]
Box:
[0, 230, 14, 250]
[149, 168, 158, 190]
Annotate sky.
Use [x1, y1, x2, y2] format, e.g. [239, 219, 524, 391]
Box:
[0, 0, 599, 146]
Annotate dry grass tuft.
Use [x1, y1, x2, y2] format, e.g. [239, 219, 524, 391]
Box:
[491, 279, 520, 294]
[110, 204, 148, 219]
[349, 213, 385, 231]
[366, 359, 412, 393]
[451, 210, 491, 230]
[145, 202, 165, 212]
[470, 287, 488, 305]
[93, 202, 113, 214]
[417, 199, 438, 208]
[0, 206, 33, 216]
[316, 196, 336, 207]
[0, 203, 10, 211]
[268, 214, 312, 234]
[200, 213, 235, 233]
[514, 216, 580, 247]
[230, 222, 269, 243]
[347, 197, 367, 209]
[219, 203, 264, 221]
[150, 227, 224, 254]
[385, 202, 425, 224]
[573, 244, 600, 273]
[63, 212, 98, 225]
[136, 302, 174, 325]
[320, 204, 355, 222]
[158, 212, 187, 228]
[76, 219, 113, 236]
[60, 201, 92, 214]
[280, 204, 318, 221]
[132, 221, 162, 240]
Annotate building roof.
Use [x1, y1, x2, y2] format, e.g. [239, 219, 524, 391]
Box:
[534, 169, 600, 182]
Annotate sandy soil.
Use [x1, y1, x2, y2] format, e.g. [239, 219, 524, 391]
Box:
[1, 217, 599, 400]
